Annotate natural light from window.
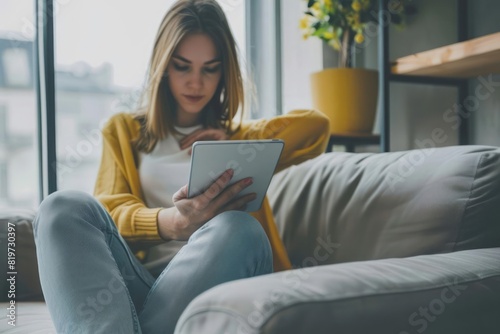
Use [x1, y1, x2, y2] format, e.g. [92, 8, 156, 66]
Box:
[53, 0, 246, 194]
[0, 0, 247, 203]
[0, 0, 38, 210]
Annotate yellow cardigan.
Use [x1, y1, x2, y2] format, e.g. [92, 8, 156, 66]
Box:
[94, 109, 330, 272]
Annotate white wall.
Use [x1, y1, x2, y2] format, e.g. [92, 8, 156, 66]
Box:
[280, 0, 323, 114]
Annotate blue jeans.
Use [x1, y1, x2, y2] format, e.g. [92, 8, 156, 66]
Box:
[33, 190, 273, 334]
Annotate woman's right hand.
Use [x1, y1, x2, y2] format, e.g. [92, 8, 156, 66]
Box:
[159, 169, 257, 241]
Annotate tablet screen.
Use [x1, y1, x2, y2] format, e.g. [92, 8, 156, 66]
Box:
[187, 139, 284, 212]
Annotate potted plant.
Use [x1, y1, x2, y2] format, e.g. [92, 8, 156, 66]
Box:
[301, 0, 415, 134]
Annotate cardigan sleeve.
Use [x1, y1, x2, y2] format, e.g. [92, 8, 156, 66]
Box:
[94, 115, 163, 242]
[233, 109, 330, 173]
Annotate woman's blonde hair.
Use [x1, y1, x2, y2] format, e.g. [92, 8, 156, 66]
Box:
[135, 0, 244, 153]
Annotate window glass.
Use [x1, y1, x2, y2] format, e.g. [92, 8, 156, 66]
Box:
[54, 0, 246, 193]
[3, 48, 31, 87]
[0, 0, 39, 209]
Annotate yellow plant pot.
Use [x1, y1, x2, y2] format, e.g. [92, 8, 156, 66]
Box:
[310, 68, 378, 134]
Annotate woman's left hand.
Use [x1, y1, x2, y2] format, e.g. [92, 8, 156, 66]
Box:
[180, 128, 228, 153]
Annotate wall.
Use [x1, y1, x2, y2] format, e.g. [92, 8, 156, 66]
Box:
[280, 0, 323, 114]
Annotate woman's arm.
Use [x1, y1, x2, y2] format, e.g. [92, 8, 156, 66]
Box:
[93, 123, 166, 242]
[94, 114, 256, 242]
[232, 109, 330, 173]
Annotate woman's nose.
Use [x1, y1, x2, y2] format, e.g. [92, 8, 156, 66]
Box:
[188, 71, 203, 90]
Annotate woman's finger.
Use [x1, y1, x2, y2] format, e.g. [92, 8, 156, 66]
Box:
[180, 129, 205, 148]
[180, 129, 227, 150]
[201, 169, 234, 202]
[172, 184, 189, 202]
[212, 177, 253, 209]
[218, 192, 257, 214]
[180, 129, 215, 149]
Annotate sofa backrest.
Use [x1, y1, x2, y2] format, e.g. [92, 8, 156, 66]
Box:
[268, 146, 500, 268]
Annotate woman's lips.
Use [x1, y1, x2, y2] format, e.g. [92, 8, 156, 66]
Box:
[184, 95, 203, 103]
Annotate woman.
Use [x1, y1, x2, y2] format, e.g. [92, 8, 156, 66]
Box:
[33, 0, 329, 333]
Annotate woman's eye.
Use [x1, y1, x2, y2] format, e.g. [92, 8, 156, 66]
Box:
[173, 63, 189, 72]
[204, 66, 221, 74]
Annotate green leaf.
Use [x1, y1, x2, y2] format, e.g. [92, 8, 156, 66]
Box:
[312, 27, 328, 37]
[307, 0, 316, 8]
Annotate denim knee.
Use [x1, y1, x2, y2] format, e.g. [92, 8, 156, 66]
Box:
[34, 189, 104, 239]
[194, 210, 272, 259]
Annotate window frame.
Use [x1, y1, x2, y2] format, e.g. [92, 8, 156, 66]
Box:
[246, 0, 282, 118]
[36, 0, 58, 201]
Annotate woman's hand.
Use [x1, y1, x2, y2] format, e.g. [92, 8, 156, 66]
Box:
[161, 169, 256, 240]
[179, 128, 228, 153]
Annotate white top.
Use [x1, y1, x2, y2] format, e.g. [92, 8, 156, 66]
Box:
[139, 124, 202, 208]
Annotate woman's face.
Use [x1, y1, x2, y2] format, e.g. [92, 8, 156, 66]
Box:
[167, 33, 222, 127]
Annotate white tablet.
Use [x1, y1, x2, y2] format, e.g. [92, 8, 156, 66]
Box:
[187, 139, 285, 212]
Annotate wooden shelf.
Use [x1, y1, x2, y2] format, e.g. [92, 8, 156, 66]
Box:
[391, 31, 500, 78]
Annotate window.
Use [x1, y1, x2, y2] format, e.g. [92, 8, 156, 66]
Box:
[53, 0, 246, 194]
[0, 0, 39, 209]
[3, 48, 31, 87]
[248, 0, 323, 117]
[2, 0, 247, 205]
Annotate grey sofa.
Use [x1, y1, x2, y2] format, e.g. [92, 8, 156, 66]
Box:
[1, 145, 500, 333]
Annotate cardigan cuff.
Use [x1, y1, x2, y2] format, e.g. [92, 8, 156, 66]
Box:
[133, 207, 162, 236]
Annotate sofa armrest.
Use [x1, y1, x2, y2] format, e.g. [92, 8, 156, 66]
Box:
[175, 248, 500, 334]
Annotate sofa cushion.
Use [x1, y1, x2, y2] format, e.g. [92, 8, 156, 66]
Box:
[0, 210, 44, 302]
[268, 146, 500, 267]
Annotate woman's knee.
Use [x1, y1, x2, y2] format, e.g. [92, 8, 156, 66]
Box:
[34, 190, 102, 236]
[209, 210, 260, 231]
[202, 210, 271, 253]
